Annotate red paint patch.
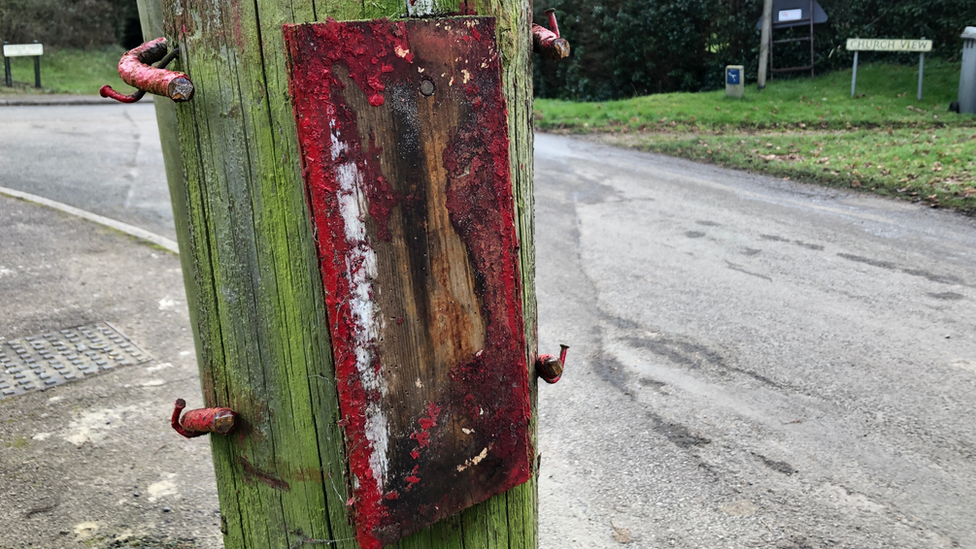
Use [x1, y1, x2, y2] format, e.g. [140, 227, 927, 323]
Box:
[115, 38, 193, 101]
[285, 17, 530, 549]
[409, 429, 431, 448]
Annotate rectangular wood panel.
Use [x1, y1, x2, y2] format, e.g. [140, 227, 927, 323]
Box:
[284, 17, 531, 549]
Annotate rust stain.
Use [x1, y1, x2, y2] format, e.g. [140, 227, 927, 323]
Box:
[237, 455, 291, 491]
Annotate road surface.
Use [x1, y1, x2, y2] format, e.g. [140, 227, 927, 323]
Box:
[534, 133, 976, 549]
[2, 104, 976, 548]
[0, 103, 175, 241]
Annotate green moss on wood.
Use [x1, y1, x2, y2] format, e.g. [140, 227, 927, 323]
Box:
[139, 0, 538, 546]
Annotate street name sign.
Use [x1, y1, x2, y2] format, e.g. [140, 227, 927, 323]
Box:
[2, 43, 43, 57]
[846, 39, 932, 52]
[847, 38, 933, 99]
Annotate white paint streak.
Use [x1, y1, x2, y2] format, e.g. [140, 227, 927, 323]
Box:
[406, 0, 434, 17]
[329, 119, 348, 161]
[332, 128, 390, 492]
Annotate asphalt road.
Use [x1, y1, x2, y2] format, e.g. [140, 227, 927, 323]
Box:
[0, 103, 176, 241]
[534, 133, 976, 549]
[3, 104, 976, 548]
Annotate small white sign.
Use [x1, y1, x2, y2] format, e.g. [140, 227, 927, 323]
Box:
[778, 9, 803, 22]
[846, 38, 933, 52]
[3, 43, 43, 57]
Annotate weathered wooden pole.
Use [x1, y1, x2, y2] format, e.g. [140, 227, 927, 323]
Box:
[135, 0, 539, 547]
[758, 0, 772, 89]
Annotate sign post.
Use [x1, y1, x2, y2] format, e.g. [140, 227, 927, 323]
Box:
[2, 41, 44, 88]
[726, 65, 744, 98]
[846, 38, 933, 99]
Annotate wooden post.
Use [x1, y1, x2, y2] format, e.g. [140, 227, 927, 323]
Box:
[136, 0, 537, 547]
[758, 0, 772, 89]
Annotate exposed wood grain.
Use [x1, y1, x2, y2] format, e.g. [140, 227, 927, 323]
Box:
[139, 0, 538, 545]
[285, 18, 531, 548]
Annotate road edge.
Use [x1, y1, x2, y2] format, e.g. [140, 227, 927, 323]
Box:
[0, 185, 179, 254]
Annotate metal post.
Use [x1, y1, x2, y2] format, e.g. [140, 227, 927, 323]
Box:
[33, 40, 40, 88]
[3, 41, 10, 87]
[808, 0, 814, 78]
[917, 52, 925, 101]
[851, 50, 858, 97]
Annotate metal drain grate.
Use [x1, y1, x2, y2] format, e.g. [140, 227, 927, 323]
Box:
[0, 322, 151, 399]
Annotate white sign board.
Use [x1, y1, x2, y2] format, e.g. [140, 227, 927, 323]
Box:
[778, 9, 803, 22]
[846, 39, 932, 52]
[3, 43, 43, 57]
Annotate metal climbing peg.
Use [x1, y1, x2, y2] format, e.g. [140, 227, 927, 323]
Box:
[532, 9, 571, 61]
[171, 398, 237, 438]
[100, 38, 193, 103]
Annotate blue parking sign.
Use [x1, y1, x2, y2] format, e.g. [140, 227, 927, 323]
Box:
[726, 68, 741, 85]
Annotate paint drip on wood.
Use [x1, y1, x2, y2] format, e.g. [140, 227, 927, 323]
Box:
[284, 17, 531, 549]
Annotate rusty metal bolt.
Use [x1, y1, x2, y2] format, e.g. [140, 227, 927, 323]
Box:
[171, 398, 237, 438]
[533, 9, 571, 61]
[101, 38, 193, 103]
[544, 8, 561, 37]
[536, 344, 569, 384]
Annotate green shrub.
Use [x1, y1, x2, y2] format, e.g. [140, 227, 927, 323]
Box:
[535, 0, 976, 101]
[0, 0, 140, 49]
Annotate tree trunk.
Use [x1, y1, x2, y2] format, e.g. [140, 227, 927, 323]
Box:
[136, 0, 537, 547]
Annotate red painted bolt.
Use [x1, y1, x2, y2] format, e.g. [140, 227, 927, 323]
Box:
[545, 9, 561, 38]
[171, 398, 237, 438]
[533, 9, 570, 61]
[100, 38, 193, 103]
[536, 344, 569, 384]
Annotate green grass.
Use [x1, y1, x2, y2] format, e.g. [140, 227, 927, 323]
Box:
[536, 61, 976, 212]
[536, 60, 968, 131]
[607, 128, 976, 210]
[1, 46, 137, 96]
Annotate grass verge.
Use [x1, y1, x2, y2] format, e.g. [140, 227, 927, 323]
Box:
[604, 128, 976, 210]
[536, 62, 976, 212]
[0, 46, 137, 96]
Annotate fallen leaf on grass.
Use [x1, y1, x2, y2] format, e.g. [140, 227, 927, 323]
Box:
[758, 153, 805, 163]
